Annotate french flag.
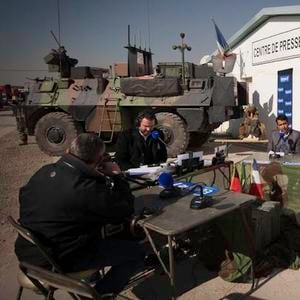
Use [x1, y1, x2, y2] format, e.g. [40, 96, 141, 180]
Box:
[212, 18, 231, 57]
[249, 159, 264, 200]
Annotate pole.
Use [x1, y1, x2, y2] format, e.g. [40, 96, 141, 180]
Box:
[172, 33, 191, 87]
[181, 35, 185, 85]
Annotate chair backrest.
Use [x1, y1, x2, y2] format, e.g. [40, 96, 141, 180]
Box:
[20, 262, 100, 300]
[8, 216, 63, 273]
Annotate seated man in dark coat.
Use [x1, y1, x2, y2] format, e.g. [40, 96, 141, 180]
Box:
[268, 115, 300, 154]
[115, 110, 168, 170]
[15, 133, 145, 297]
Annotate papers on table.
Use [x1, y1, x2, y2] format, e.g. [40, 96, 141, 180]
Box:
[243, 160, 270, 165]
[177, 153, 189, 166]
[126, 165, 164, 176]
[282, 162, 300, 166]
[126, 163, 175, 178]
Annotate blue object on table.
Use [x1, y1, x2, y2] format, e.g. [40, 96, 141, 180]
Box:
[172, 181, 219, 196]
[158, 172, 181, 199]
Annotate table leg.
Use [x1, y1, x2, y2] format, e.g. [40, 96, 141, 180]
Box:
[143, 227, 177, 299]
[239, 204, 257, 290]
[168, 235, 176, 300]
[143, 227, 171, 278]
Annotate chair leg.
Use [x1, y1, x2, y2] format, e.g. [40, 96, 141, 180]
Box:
[100, 268, 105, 278]
[46, 288, 55, 300]
[16, 286, 23, 300]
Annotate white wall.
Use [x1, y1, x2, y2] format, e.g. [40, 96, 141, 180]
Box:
[218, 15, 300, 138]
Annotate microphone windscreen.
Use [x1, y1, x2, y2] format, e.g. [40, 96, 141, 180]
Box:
[151, 130, 160, 140]
[158, 172, 173, 188]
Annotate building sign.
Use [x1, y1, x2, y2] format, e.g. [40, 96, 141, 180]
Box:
[252, 27, 300, 65]
[277, 69, 293, 127]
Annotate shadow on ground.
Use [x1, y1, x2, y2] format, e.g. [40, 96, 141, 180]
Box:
[127, 257, 218, 300]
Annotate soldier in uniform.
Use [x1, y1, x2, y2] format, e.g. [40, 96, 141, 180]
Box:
[239, 105, 266, 140]
[13, 93, 28, 145]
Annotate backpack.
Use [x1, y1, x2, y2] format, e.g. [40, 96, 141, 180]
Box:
[218, 250, 252, 282]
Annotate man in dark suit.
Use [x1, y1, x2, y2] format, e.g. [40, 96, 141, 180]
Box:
[15, 133, 145, 297]
[115, 110, 168, 170]
[268, 115, 300, 154]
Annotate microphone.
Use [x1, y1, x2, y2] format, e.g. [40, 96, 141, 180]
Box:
[158, 172, 181, 199]
[190, 185, 213, 209]
[151, 130, 167, 146]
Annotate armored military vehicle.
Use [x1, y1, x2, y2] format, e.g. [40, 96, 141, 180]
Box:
[15, 36, 244, 157]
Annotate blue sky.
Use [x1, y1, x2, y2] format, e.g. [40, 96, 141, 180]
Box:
[1, 0, 300, 85]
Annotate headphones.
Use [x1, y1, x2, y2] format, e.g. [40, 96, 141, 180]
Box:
[135, 111, 158, 127]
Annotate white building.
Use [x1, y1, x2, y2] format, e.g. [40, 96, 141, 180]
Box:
[215, 5, 300, 138]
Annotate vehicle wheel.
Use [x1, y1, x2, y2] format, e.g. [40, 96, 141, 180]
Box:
[35, 112, 82, 156]
[155, 112, 189, 157]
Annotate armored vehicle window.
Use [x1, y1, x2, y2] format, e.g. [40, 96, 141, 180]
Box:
[39, 81, 56, 93]
[189, 79, 206, 89]
[164, 66, 181, 78]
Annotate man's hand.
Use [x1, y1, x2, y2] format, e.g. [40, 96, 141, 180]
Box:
[102, 152, 112, 162]
[98, 162, 122, 176]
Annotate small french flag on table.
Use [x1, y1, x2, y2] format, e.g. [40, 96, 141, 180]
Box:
[230, 166, 242, 193]
[249, 159, 264, 200]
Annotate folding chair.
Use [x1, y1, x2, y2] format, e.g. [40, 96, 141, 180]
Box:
[20, 262, 107, 300]
[8, 216, 99, 300]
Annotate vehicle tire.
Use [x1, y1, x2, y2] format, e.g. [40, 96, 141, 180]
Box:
[155, 112, 189, 157]
[35, 112, 82, 156]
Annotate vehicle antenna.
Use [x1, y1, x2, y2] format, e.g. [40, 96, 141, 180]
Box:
[50, 30, 61, 48]
[128, 24, 131, 46]
[57, 0, 61, 45]
[147, 0, 151, 51]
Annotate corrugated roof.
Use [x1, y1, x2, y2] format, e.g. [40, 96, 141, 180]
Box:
[228, 5, 300, 49]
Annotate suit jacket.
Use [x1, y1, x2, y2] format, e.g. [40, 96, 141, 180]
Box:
[268, 129, 300, 153]
[15, 154, 134, 270]
[115, 128, 168, 171]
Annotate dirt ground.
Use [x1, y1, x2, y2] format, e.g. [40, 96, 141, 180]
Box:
[0, 118, 53, 298]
